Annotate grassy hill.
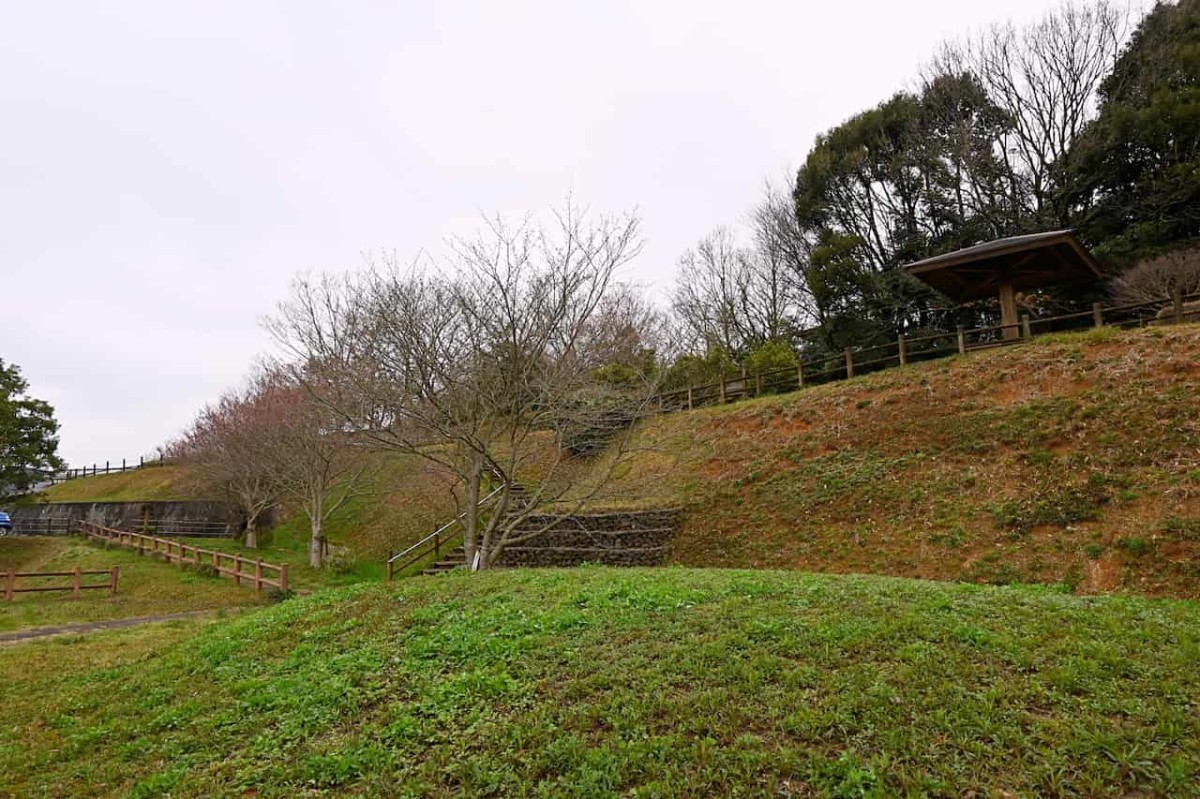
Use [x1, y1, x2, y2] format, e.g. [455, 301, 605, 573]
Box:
[35, 325, 1200, 597]
[2, 567, 1197, 797]
[37, 463, 196, 503]
[603, 325, 1200, 598]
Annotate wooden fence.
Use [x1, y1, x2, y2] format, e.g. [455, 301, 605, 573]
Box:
[653, 292, 1199, 413]
[3, 567, 119, 600]
[80, 522, 288, 592]
[44, 457, 168, 486]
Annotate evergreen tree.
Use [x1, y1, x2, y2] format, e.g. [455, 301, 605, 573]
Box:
[0, 359, 64, 500]
[1065, 0, 1200, 265]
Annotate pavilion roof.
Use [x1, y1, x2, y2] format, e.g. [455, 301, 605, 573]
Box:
[902, 230, 1104, 302]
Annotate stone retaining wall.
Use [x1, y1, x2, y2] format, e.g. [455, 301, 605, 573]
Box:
[4, 500, 239, 537]
[496, 509, 680, 568]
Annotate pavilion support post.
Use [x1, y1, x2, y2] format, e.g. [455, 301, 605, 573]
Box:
[998, 282, 1019, 341]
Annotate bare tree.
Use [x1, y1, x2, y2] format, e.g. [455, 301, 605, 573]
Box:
[1112, 249, 1200, 304]
[671, 224, 797, 356]
[250, 367, 372, 569]
[163, 376, 279, 548]
[269, 201, 652, 570]
[932, 1, 1130, 223]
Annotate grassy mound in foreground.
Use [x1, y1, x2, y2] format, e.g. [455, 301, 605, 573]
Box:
[2, 568, 1197, 797]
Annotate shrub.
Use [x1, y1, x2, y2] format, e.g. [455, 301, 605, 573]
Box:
[1118, 537, 1151, 556]
[992, 483, 1109, 533]
[744, 340, 798, 377]
[1112, 249, 1200, 304]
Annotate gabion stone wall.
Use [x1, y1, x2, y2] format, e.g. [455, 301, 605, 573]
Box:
[496, 508, 680, 568]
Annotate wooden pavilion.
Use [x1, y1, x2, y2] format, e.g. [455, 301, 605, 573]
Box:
[903, 230, 1104, 340]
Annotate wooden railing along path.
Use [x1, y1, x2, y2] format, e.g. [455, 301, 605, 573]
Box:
[80, 521, 288, 592]
[4, 567, 119, 600]
[386, 485, 506, 580]
[652, 292, 1199, 413]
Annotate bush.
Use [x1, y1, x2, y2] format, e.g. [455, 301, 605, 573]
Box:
[1117, 537, 1151, 556]
[265, 587, 296, 603]
[992, 483, 1109, 533]
[744, 340, 798, 376]
[1112, 249, 1200, 304]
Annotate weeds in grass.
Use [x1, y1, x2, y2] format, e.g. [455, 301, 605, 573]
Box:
[2, 568, 1197, 797]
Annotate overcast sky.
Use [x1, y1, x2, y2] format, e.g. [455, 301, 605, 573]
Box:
[3, 0, 1072, 466]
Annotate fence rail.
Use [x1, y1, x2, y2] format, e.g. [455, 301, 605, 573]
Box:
[3, 567, 119, 600]
[386, 485, 505, 580]
[80, 521, 287, 592]
[43, 457, 168, 486]
[653, 292, 1199, 414]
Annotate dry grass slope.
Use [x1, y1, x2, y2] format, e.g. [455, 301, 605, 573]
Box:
[607, 325, 1200, 598]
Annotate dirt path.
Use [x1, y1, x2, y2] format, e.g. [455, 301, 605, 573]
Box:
[0, 609, 245, 644]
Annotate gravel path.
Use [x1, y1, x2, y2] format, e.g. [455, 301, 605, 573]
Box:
[0, 609, 239, 643]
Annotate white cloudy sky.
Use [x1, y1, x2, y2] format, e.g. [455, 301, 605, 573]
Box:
[3, 0, 1073, 466]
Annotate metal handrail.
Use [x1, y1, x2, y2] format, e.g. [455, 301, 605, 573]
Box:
[386, 484, 505, 580]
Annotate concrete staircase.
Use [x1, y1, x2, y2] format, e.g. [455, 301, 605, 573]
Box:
[415, 507, 682, 575]
[420, 546, 466, 576]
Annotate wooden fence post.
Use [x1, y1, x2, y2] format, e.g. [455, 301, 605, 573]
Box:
[280, 564, 289, 593]
[755, 373, 763, 395]
[1021, 315, 1032, 341]
[4, 571, 13, 601]
[1173, 286, 1185, 324]
[233, 555, 242, 586]
[719, 376, 726, 403]
[956, 327, 966, 355]
[255, 559, 263, 592]
[72, 567, 81, 599]
[897, 334, 907, 366]
[797, 361, 805, 389]
[844, 348, 854, 379]
[110, 566, 119, 596]
[387, 555, 394, 582]
[1093, 302, 1104, 328]
[687, 385, 694, 410]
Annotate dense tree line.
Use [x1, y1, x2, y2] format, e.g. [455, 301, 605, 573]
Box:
[668, 0, 1199, 380]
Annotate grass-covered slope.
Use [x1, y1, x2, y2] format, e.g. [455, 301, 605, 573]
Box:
[1, 568, 1197, 797]
[36, 463, 196, 503]
[36, 326, 1200, 597]
[605, 326, 1200, 597]
[0, 537, 259, 631]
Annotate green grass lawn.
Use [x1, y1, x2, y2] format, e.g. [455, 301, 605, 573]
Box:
[0, 537, 263, 631]
[1, 567, 1197, 797]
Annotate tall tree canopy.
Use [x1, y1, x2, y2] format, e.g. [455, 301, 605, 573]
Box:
[0, 359, 64, 500]
[1065, 0, 1200, 265]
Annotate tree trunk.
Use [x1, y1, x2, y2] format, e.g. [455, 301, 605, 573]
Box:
[461, 455, 483, 567]
[309, 514, 325, 568]
[244, 515, 258, 550]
